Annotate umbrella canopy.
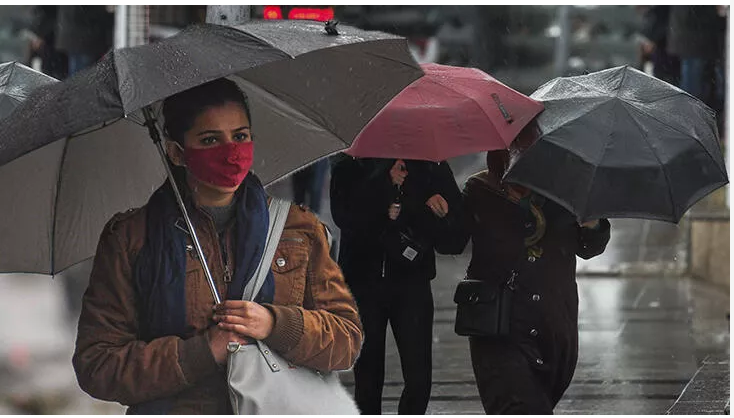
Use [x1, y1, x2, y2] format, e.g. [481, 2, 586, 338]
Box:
[0, 21, 422, 180]
[504, 65, 728, 223]
[345, 63, 543, 162]
[0, 21, 421, 275]
[0, 62, 56, 119]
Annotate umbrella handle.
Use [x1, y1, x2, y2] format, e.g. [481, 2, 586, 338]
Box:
[142, 106, 223, 305]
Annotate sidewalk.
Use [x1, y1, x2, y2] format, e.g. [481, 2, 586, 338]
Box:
[337, 251, 729, 414]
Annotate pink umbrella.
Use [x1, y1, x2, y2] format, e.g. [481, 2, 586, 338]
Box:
[345, 63, 544, 162]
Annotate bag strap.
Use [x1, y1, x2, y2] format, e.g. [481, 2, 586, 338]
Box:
[241, 197, 291, 301]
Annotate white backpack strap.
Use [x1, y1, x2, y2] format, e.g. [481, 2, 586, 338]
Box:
[241, 198, 291, 301]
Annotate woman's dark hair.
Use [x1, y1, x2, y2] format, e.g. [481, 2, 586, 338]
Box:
[162, 78, 251, 145]
[486, 149, 510, 182]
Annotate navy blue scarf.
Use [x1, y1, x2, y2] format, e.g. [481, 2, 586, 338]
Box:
[130, 173, 274, 414]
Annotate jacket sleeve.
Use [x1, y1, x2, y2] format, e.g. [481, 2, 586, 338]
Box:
[431, 162, 470, 254]
[262, 217, 363, 372]
[460, 176, 480, 238]
[576, 218, 611, 259]
[72, 218, 220, 405]
[330, 157, 394, 237]
[400, 162, 470, 255]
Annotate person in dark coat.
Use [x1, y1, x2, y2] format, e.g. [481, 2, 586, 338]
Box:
[291, 158, 330, 215]
[638, 5, 679, 85]
[55, 6, 113, 76]
[28, 6, 68, 80]
[667, 6, 726, 111]
[330, 155, 468, 415]
[462, 147, 611, 414]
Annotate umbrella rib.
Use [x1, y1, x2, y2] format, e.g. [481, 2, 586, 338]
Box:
[537, 98, 612, 139]
[461, 90, 511, 148]
[622, 100, 726, 177]
[626, 90, 692, 108]
[621, 70, 712, 110]
[414, 86, 443, 161]
[615, 66, 629, 97]
[619, 103, 678, 220]
[234, 29, 296, 59]
[68, 117, 125, 139]
[6, 62, 16, 90]
[49, 137, 71, 274]
[435, 77, 537, 147]
[578, 101, 617, 221]
[247, 80, 350, 147]
[575, 68, 629, 219]
[564, 78, 613, 98]
[430, 80, 507, 156]
[364, 48, 424, 71]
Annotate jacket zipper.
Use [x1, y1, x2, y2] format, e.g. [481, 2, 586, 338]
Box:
[223, 259, 232, 283]
[222, 227, 233, 283]
[381, 252, 386, 278]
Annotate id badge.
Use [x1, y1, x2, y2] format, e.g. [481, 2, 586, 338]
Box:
[402, 246, 418, 261]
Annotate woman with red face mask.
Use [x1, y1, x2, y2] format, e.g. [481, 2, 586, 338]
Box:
[72, 78, 363, 414]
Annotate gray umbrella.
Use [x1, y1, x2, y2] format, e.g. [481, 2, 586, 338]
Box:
[0, 62, 57, 119]
[504, 65, 727, 224]
[0, 21, 421, 303]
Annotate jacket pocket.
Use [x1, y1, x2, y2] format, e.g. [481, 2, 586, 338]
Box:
[271, 242, 309, 306]
[184, 265, 212, 334]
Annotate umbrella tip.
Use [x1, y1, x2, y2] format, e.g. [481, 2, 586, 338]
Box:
[325, 20, 339, 36]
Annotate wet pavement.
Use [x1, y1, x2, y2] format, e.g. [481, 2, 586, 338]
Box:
[668, 353, 730, 415]
[335, 255, 729, 414]
[0, 155, 728, 414]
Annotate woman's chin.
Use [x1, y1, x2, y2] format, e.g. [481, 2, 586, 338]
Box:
[188, 174, 242, 195]
[202, 181, 240, 195]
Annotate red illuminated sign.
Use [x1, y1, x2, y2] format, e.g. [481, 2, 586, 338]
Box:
[263, 5, 283, 20]
[288, 7, 334, 22]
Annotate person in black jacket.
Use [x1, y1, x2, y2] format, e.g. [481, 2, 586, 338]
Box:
[638, 5, 679, 85]
[55, 6, 113, 76]
[330, 155, 468, 415]
[27, 6, 68, 80]
[667, 6, 726, 112]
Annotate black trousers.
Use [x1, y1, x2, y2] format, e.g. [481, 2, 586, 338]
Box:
[349, 276, 434, 415]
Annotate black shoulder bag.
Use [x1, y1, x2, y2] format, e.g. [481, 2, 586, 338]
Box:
[453, 264, 520, 338]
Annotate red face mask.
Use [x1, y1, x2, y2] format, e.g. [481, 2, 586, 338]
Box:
[183, 142, 253, 188]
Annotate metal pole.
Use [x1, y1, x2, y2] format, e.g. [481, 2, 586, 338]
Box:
[142, 106, 222, 304]
[206, 5, 250, 26]
[114, 5, 128, 48]
[554, 5, 571, 77]
[725, 9, 730, 208]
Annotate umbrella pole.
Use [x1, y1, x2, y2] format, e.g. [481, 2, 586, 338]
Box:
[141, 106, 222, 305]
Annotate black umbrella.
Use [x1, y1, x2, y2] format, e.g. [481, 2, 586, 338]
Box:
[504, 65, 727, 223]
[0, 61, 57, 119]
[0, 21, 422, 303]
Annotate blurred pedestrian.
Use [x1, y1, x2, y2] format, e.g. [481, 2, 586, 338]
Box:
[291, 158, 329, 215]
[72, 79, 362, 414]
[436, 15, 473, 67]
[55, 6, 113, 76]
[459, 127, 611, 414]
[27, 6, 68, 80]
[637, 5, 680, 85]
[330, 155, 468, 415]
[667, 6, 726, 112]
